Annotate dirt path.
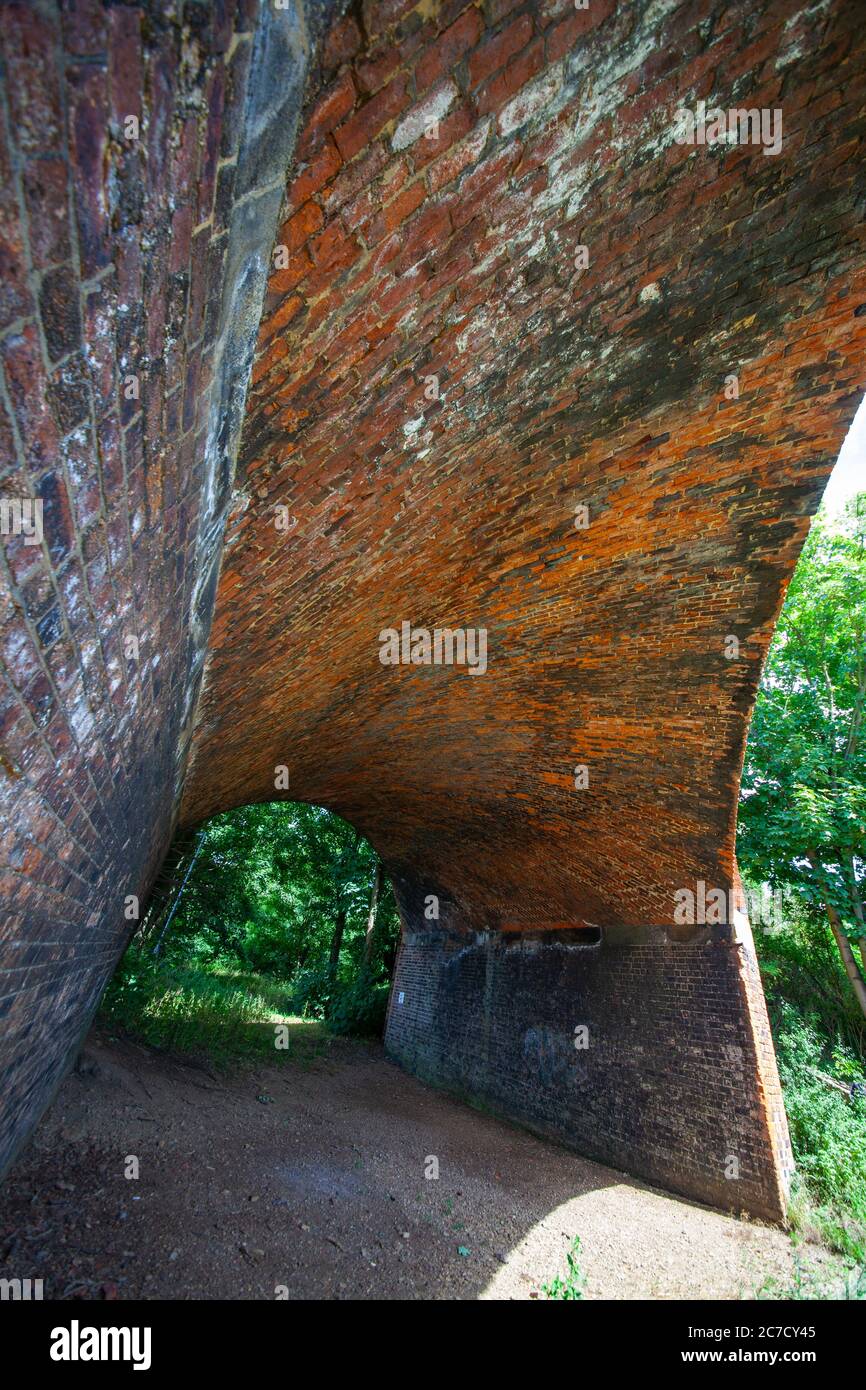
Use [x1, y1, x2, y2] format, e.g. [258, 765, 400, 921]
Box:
[0, 1028, 836, 1300]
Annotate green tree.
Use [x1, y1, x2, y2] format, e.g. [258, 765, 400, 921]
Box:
[738, 495, 866, 1016]
[142, 801, 399, 991]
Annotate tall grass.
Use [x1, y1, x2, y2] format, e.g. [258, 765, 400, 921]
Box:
[98, 941, 387, 1064]
[99, 947, 326, 1065]
[753, 904, 866, 1264]
[770, 1003, 866, 1261]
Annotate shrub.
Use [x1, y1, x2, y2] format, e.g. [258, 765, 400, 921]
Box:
[99, 946, 293, 1065]
[767, 1000, 866, 1259]
[289, 964, 335, 1020]
[749, 900, 866, 1262]
[327, 974, 390, 1036]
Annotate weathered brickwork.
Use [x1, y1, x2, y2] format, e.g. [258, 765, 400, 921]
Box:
[176, 0, 865, 1216]
[183, 0, 865, 938]
[386, 920, 793, 1219]
[0, 0, 336, 1177]
[1, 0, 864, 1213]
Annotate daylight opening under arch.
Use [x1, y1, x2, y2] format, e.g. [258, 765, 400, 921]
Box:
[108, 804, 401, 1059]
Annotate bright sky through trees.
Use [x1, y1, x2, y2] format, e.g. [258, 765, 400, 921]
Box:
[823, 396, 866, 516]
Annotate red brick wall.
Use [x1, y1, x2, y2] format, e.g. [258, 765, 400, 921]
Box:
[0, 0, 332, 1176]
[385, 920, 793, 1220]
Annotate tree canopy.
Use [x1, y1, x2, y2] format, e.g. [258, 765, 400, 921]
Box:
[144, 801, 399, 993]
[738, 495, 866, 1010]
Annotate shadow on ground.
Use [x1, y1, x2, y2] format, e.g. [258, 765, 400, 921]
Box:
[0, 1030, 829, 1300]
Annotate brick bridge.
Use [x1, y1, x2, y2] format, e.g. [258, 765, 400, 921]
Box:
[1, 0, 864, 1221]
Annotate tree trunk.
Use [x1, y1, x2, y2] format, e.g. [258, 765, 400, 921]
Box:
[847, 858, 866, 975]
[826, 903, 866, 1022]
[808, 852, 866, 1020]
[151, 832, 205, 958]
[363, 860, 383, 967]
[138, 829, 198, 948]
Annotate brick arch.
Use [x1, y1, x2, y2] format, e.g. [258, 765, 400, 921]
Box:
[183, 0, 864, 936]
[2, 0, 864, 1217]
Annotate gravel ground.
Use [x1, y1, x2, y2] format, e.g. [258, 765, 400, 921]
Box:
[0, 1028, 839, 1300]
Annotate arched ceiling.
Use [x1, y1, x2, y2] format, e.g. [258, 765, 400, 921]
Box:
[180, 0, 866, 930]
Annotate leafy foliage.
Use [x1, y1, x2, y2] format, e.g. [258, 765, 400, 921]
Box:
[161, 805, 395, 985]
[752, 891, 865, 1059]
[145, 802, 399, 986]
[100, 954, 328, 1065]
[741, 494, 866, 1261]
[542, 1236, 587, 1300]
[739, 496, 866, 945]
[325, 971, 391, 1036]
[748, 876, 866, 1259]
[104, 802, 401, 1051]
[761, 979, 866, 1261]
